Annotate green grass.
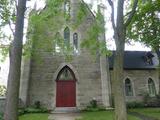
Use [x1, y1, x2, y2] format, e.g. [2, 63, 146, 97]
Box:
[18, 108, 160, 120]
[77, 111, 140, 120]
[19, 113, 49, 120]
[0, 113, 3, 120]
[130, 108, 160, 120]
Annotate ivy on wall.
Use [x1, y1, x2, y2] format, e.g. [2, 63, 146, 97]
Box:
[24, 0, 111, 62]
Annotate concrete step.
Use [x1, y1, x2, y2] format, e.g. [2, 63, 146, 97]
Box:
[52, 107, 80, 113]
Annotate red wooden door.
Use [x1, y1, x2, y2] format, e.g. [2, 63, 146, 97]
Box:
[56, 80, 76, 107]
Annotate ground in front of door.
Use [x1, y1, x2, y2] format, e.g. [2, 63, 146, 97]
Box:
[48, 113, 81, 120]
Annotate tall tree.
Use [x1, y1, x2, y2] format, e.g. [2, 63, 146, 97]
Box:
[4, 0, 27, 120]
[127, 0, 160, 93]
[107, 0, 138, 120]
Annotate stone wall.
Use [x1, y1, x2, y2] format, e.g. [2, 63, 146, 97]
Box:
[24, 0, 108, 110]
[0, 97, 5, 113]
[110, 69, 159, 102]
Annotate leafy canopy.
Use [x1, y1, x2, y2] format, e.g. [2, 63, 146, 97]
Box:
[127, 0, 160, 51]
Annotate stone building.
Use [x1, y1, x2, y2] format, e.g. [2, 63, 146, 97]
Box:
[19, 0, 159, 111]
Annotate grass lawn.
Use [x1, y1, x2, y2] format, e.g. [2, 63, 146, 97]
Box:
[19, 113, 49, 120]
[18, 108, 160, 120]
[129, 108, 160, 120]
[78, 111, 140, 120]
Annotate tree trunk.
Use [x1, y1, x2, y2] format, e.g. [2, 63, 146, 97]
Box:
[4, 0, 27, 120]
[112, 0, 127, 120]
[113, 35, 127, 120]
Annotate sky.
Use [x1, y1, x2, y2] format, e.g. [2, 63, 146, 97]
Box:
[0, 0, 151, 86]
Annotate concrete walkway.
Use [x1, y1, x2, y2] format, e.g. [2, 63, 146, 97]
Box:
[48, 113, 82, 120]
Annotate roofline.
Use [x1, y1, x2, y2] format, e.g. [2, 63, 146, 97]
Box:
[81, 0, 96, 18]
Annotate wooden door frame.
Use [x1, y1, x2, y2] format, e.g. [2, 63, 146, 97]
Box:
[56, 80, 76, 107]
[53, 64, 79, 108]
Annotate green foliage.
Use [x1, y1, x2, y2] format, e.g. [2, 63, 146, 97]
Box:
[24, 0, 110, 64]
[77, 111, 140, 120]
[19, 113, 49, 120]
[18, 107, 48, 116]
[129, 108, 160, 120]
[0, 0, 16, 27]
[74, 3, 88, 28]
[25, 0, 74, 61]
[0, 85, 6, 96]
[127, 0, 160, 51]
[0, 113, 3, 120]
[143, 93, 160, 107]
[81, 10, 111, 56]
[0, 46, 9, 62]
[127, 101, 145, 109]
[0, 0, 16, 47]
[84, 99, 106, 112]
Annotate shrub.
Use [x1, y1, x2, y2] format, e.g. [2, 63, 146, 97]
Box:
[84, 98, 106, 111]
[127, 101, 145, 109]
[143, 94, 160, 107]
[89, 99, 97, 108]
[18, 107, 48, 116]
[0, 113, 3, 120]
[24, 107, 48, 113]
[34, 101, 41, 109]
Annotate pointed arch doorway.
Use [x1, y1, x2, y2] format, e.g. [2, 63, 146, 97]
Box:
[56, 66, 76, 107]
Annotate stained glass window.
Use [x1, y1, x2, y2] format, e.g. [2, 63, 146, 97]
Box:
[57, 66, 75, 80]
[64, 27, 70, 44]
[73, 33, 78, 53]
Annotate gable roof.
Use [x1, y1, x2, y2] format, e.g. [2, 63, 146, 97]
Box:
[109, 51, 159, 70]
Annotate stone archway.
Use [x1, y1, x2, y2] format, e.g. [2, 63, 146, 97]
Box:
[56, 66, 76, 107]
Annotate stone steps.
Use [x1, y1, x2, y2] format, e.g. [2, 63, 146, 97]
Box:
[52, 107, 80, 113]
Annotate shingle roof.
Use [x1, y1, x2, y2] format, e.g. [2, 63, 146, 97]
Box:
[109, 51, 159, 70]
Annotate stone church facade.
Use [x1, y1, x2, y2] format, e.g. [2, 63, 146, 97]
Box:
[19, 0, 159, 110]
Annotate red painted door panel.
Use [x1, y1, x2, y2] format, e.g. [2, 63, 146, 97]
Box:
[56, 80, 76, 107]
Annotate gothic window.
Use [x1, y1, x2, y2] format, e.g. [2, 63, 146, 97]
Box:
[148, 78, 156, 96]
[57, 66, 75, 80]
[64, 0, 70, 15]
[64, 27, 70, 45]
[54, 32, 61, 53]
[73, 33, 78, 53]
[125, 78, 133, 96]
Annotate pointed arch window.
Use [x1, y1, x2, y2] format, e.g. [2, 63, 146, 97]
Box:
[54, 32, 61, 53]
[148, 78, 156, 96]
[57, 66, 75, 80]
[64, 27, 70, 45]
[125, 78, 133, 96]
[73, 33, 78, 53]
[64, 0, 70, 15]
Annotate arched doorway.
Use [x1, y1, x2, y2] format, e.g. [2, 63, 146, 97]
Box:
[56, 66, 76, 107]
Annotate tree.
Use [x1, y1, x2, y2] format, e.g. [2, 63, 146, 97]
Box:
[127, 0, 160, 93]
[106, 0, 138, 120]
[4, 0, 27, 120]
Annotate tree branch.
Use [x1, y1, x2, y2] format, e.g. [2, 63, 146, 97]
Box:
[107, 0, 116, 31]
[124, 0, 138, 27]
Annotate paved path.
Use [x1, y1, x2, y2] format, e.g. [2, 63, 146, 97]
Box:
[129, 112, 159, 120]
[48, 113, 82, 120]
